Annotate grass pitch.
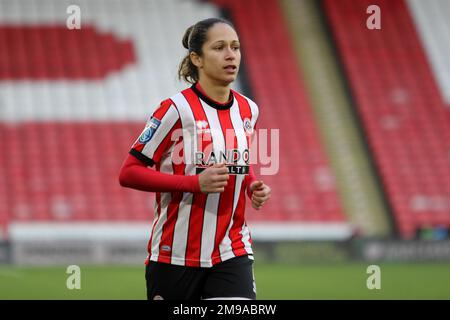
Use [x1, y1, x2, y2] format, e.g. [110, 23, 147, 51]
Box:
[0, 262, 448, 300]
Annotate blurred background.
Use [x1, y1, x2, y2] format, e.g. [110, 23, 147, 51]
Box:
[0, 0, 449, 299]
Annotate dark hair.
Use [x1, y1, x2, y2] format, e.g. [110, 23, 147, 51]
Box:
[178, 18, 235, 84]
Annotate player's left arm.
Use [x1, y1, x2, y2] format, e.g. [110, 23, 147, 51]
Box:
[245, 101, 271, 210]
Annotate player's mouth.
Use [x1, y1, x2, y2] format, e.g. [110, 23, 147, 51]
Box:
[224, 65, 237, 74]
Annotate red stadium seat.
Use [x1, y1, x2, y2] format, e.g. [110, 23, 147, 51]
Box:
[323, 0, 450, 238]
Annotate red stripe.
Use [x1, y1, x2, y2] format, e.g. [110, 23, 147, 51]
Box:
[153, 99, 173, 119]
[181, 89, 209, 267]
[133, 141, 145, 152]
[228, 181, 248, 255]
[229, 92, 254, 254]
[211, 108, 237, 264]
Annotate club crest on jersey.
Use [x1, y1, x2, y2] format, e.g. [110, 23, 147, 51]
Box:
[243, 118, 253, 134]
[139, 117, 161, 144]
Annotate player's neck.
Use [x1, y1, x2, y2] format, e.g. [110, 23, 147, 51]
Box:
[197, 79, 231, 104]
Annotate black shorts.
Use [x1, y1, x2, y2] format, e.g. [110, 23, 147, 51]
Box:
[145, 255, 256, 300]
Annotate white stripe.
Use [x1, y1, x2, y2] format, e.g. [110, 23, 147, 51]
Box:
[240, 222, 253, 255]
[230, 103, 249, 166]
[10, 222, 354, 242]
[141, 104, 179, 159]
[246, 98, 259, 128]
[200, 193, 220, 267]
[201, 100, 233, 261]
[170, 92, 197, 173]
[201, 101, 226, 163]
[407, 0, 450, 104]
[171, 192, 194, 265]
[160, 145, 175, 174]
[229, 102, 249, 215]
[231, 176, 244, 220]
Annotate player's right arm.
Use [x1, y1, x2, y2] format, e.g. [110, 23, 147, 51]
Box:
[119, 100, 228, 194]
[119, 155, 229, 194]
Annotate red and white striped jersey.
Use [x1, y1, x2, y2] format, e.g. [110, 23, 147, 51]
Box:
[130, 83, 259, 267]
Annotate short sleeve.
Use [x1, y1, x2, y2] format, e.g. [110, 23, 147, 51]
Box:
[130, 99, 181, 166]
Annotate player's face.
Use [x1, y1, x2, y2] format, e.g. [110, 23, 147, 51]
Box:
[195, 23, 241, 86]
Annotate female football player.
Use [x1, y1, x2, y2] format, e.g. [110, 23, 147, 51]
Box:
[119, 17, 271, 300]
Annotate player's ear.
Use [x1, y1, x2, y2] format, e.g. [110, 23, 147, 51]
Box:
[190, 51, 203, 69]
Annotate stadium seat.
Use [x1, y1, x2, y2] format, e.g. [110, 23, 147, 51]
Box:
[323, 0, 450, 238]
[0, 0, 348, 239]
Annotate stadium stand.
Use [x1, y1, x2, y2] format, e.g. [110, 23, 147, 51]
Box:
[0, 0, 351, 244]
[0, 0, 223, 236]
[280, 0, 392, 237]
[323, 0, 450, 238]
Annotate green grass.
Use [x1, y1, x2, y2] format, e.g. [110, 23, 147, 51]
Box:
[255, 262, 450, 299]
[0, 262, 449, 299]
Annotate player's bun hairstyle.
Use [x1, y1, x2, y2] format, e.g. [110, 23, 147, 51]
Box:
[178, 18, 235, 84]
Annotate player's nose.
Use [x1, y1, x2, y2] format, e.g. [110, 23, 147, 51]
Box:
[224, 47, 236, 60]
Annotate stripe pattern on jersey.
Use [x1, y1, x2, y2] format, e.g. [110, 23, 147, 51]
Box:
[132, 86, 259, 267]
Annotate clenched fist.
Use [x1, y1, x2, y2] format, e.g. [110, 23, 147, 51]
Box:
[198, 163, 229, 193]
[249, 180, 271, 210]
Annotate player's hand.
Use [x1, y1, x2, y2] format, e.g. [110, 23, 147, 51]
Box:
[199, 163, 229, 193]
[250, 180, 271, 210]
